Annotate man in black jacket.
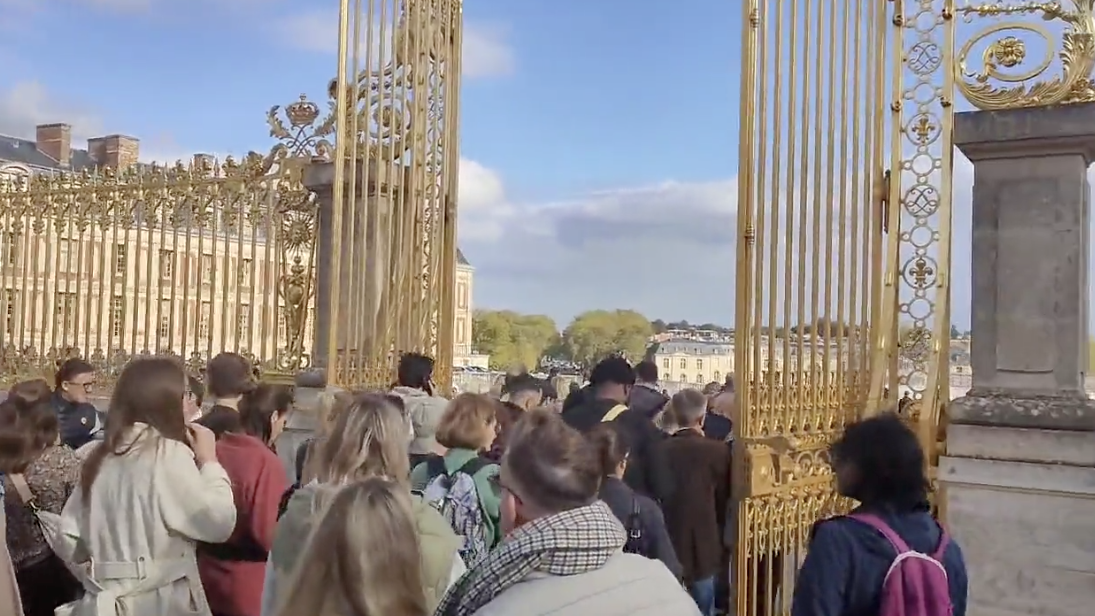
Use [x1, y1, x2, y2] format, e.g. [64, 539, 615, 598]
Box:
[628, 360, 670, 420]
[561, 357, 675, 503]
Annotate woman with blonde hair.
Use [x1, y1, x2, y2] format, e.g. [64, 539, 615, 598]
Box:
[274, 478, 428, 616]
[261, 393, 460, 616]
[58, 357, 236, 616]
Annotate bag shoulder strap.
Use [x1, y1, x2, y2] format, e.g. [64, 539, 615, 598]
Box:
[457, 456, 491, 478]
[425, 455, 448, 482]
[7, 473, 37, 509]
[930, 523, 951, 560]
[601, 404, 628, 422]
[848, 512, 911, 553]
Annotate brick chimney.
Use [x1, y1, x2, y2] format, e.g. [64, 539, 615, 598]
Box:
[192, 153, 215, 170]
[36, 124, 72, 166]
[86, 135, 140, 169]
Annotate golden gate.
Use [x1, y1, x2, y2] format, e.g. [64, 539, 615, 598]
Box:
[733, 0, 1095, 614]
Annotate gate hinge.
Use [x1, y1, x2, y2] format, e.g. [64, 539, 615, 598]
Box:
[877, 169, 891, 234]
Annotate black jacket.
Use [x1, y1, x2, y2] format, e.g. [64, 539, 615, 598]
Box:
[561, 385, 591, 412]
[561, 397, 675, 503]
[703, 413, 732, 442]
[628, 384, 669, 420]
[52, 393, 105, 450]
[598, 476, 681, 578]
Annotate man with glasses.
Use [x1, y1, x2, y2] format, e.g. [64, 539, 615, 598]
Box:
[53, 359, 106, 450]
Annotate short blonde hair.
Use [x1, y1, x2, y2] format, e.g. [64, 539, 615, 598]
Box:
[436, 393, 497, 451]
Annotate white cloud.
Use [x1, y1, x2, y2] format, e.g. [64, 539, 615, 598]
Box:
[455, 153, 1095, 329]
[274, 9, 515, 78]
[0, 81, 106, 142]
[0, 81, 220, 165]
[456, 159, 741, 324]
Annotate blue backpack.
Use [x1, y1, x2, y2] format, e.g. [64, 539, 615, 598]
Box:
[421, 456, 491, 566]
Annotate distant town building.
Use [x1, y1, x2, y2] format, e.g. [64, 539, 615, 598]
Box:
[453, 250, 489, 369]
[653, 339, 735, 385]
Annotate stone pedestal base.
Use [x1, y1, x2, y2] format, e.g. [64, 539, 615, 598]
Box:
[949, 390, 1095, 431]
[941, 404, 1095, 616]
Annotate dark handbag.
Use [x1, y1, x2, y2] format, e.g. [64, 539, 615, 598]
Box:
[622, 496, 650, 556]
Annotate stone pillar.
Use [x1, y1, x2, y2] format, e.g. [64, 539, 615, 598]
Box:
[305, 160, 402, 373]
[272, 369, 345, 484]
[943, 103, 1095, 616]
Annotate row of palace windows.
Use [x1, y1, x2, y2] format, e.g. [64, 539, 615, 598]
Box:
[670, 372, 722, 384]
[3, 290, 286, 342]
[663, 357, 721, 371]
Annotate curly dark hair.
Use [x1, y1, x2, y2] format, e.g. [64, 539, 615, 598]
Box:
[829, 412, 930, 510]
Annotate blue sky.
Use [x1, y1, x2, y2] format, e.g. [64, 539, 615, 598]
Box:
[0, 0, 739, 194]
[0, 0, 751, 328]
[0, 0, 1062, 334]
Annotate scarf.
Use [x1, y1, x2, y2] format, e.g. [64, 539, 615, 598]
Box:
[434, 500, 625, 616]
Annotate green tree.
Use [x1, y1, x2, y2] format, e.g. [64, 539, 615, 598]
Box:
[472, 310, 559, 371]
[562, 309, 653, 368]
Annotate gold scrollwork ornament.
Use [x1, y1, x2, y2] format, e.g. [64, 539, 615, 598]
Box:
[956, 2, 1095, 109]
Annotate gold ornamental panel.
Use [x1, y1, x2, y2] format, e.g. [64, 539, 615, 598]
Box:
[0, 100, 323, 394]
[734, 0, 892, 609]
[868, 0, 956, 459]
[955, 0, 1095, 110]
[324, 0, 462, 390]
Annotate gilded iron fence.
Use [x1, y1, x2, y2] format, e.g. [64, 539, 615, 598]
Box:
[0, 112, 322, 392]
[734, 0, 894, 612]
[323, 0, 462, 390]
[733, 0, 1095, 613]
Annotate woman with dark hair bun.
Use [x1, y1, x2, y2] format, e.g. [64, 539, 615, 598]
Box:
[197, 353, 257, 439]
[0, 381, 82, 615]
[198, 383, 292, 616]
[51, 358, 104, 450]
[586, 422, 680, 579]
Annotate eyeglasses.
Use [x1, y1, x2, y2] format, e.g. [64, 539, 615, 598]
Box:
[66, 381, 94, 394]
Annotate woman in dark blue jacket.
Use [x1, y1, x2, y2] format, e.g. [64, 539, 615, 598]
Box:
[792, 413, 968, 616]
[586, 422, 681, 579]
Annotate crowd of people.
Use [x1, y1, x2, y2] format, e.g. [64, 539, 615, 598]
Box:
[0, 351, 967, 616]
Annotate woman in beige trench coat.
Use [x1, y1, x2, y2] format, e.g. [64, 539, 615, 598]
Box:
[57, 358, 236, 616]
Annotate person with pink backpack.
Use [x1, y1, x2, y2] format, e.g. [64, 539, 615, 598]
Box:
[792, 413, 968, 616]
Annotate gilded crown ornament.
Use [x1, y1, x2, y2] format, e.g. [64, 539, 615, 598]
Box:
[286, 94, 321, 127]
